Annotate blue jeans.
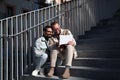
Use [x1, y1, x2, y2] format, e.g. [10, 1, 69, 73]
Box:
[34, 53, 48, 70]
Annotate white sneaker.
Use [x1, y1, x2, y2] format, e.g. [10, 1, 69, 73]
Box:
[40, 68, 44, 75]
[32, 69, 39, 76]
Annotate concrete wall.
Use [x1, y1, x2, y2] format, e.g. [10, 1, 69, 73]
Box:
[0, 0, 39, 19]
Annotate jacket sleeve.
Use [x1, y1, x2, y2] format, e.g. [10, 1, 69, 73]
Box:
[34, 38, 46, 56]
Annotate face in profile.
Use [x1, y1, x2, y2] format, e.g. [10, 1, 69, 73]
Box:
[52, 23, 61, 35]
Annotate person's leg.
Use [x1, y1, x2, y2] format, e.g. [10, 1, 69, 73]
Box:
[62, 45, 74, 78]
[65, 45, 74, 66]
[47, 50, 59, 77]
[36, 53, 48, 70]
[32, 53, 48, 76]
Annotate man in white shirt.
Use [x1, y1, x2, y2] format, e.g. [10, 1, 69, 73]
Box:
[32, 25, 53, 77]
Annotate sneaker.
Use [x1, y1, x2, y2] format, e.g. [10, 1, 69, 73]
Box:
[39, 68, 45, 76]
[32, 69, 39, 76]
[38, 72, 45, 77]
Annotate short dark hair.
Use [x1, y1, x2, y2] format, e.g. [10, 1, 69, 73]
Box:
[43, 25, 51, 32]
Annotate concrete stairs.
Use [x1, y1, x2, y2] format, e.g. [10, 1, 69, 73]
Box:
[21, 10, 120, 80]
[74, 11, 120, 80]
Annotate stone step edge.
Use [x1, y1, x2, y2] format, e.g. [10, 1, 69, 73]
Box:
[58, 66, 120, 72]
[22, 74, 91, 80]
[74, 58, 120, 61]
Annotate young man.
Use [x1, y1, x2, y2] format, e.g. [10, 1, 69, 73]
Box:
[47, 21, 77, 79]
[32, 25, 53, 77]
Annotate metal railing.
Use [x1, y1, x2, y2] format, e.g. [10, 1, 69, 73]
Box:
[0, 0, 120, 80]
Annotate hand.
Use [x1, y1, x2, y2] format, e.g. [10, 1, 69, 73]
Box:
[67, 40, 74, 46]
[59, 45, 66, 51]
[53, 38, 59, 46]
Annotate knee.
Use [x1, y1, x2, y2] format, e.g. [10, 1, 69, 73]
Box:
[66, 45, 73, 49]
[51, 50, 59, 54]
[42, 53, 48, 60]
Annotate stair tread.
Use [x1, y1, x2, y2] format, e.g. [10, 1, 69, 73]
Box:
[76, 42, 120, 50]
[22, 74, 92, 80]
[22, 74, 59, 80]
[77, 42, 120, 45]
[73, 58, 120, 68]
[78, 37, 120, 43]
[56, 65, 120, 79]
[61, 76, 92, 80]
[78, 35, 120, 39]
[75, 57, 120, 60]
[76, 50, 120, 58]
[84, 34, 120, 38]
[77, 49, 120, 52]
[58, 66, 120, 72]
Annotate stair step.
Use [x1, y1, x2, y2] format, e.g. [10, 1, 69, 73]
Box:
[97, 19, 120, 26]
[108, 21, 120, 25]
[56, 66, 120, 80]
[78, 34, 120, 39]
[75, 9, 120, 80]
[22, 74, 59, 80]
[90, 26, 120, 33]
[84, 32, 120, 38]
[76, 50, 120, 58]
[86, 29, 120, 35]
[61, 76, 92, 80]
[77, 37, 120, 44]
[72, 58, 120, 68]
[22, 74, 93, 80]
[96, 22, 120, 28]
[76, 43, 120, 50]
[105, 20, 120, 25]
[87, 31, 120, 36]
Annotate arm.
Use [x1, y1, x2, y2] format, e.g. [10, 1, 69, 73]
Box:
[34, 37, 47, 56]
